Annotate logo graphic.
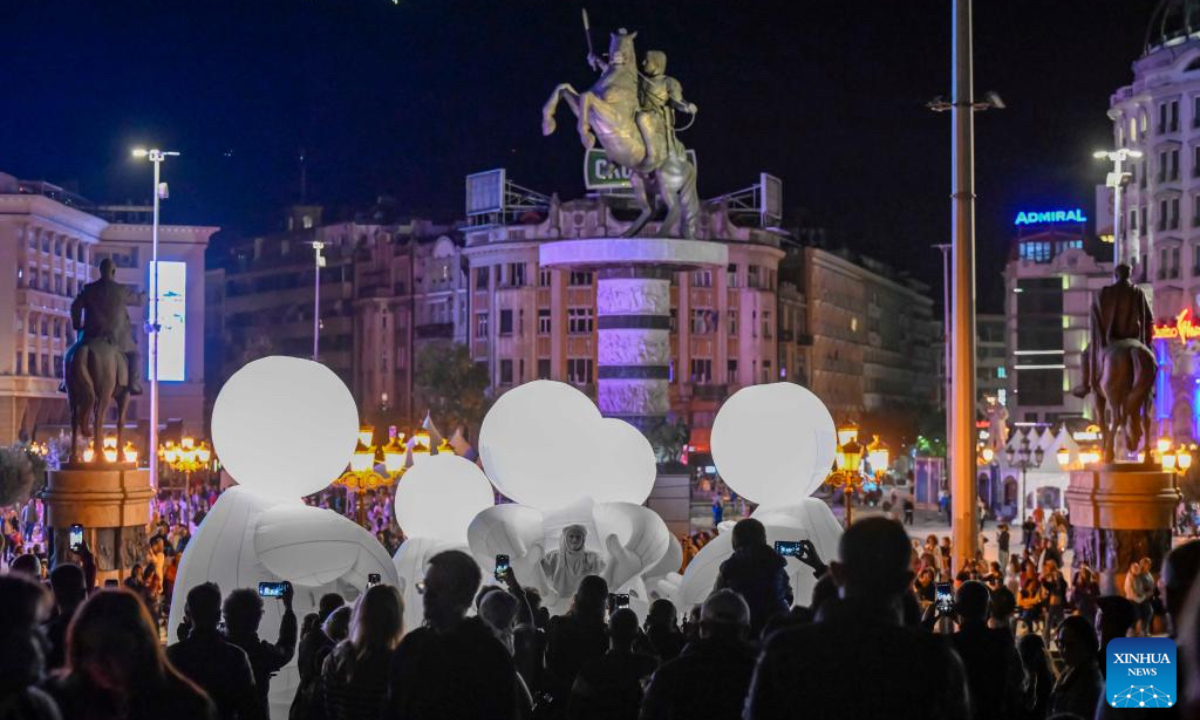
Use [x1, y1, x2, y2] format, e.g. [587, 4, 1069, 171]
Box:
[1106, 637, 1176, 708]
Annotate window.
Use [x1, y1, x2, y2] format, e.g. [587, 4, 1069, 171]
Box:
[727, 359, 738, 384]
[499, 309, 514, 335]
[537, 358, 551, 379]
[1194, 146, 1200, 177]
[997, 367, 1007, 379]
[538, 308, 551, 334]
[1172, 197, 1181, 229]
[762, 360, 772, 383]
[669, 309, 677, 333]
[1172, 246, 1181, 278]
[1131, 208, 1139, 232]
[539, 268, 552, 287]
[506, 263, 526, 287]
[28, 269, 38, 290]
[762, 310, 772, 339]
[1191, 195, 1200, 226]
[27, 353, 35, 376]
[691, 309, 713, 334]
[748, 266, 761, 289]
[569, 271, 592, 286]
[728, 310, 738, 336]
[567, 357, 593, 385]
[1172, 99, 1180, 132]
[691, 270, 712, 288]
[499, 359, 513, 385]
[727, 264, 740, 288]
[751, 310, 758, 338]
[40, 320, 47, 337]
[1160, 200, 1169, 231]
[1159, 151, 1168, 182]
[1194, 97, 1200, 128]
[1140, 111, 1148, 135]
[567, 307, 593, 334]
[690, 358, 712, 384]
[1194, 244, 1200, 275]
[1140, 206, 1148, 236]
[1140, 159, 1148, 188]
[1171, 148, 1181, 180]
[41, 355, 48, 376]
[14, 353, 21, 375]
[475, 312, 489, 339]
[475, 266, 489, 290]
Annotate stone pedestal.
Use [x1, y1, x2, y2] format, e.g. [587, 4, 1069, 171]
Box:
[540, 237, 728, 430]
[42, 465, 154, 583]
[1065, 463, 1180, 595]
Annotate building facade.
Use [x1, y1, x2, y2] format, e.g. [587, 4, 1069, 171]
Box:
[0, 173, 215, 445]
[1107, 6, 1200, 441]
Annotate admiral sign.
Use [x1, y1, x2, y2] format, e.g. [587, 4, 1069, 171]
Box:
[1013, 208, 1087, 226]
[583, 149, 698, 191]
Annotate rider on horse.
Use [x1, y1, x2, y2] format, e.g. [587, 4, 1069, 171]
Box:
[1080, 263, 1154, 394]
[63, 258, 144, 396]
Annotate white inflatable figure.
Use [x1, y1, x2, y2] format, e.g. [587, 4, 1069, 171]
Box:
[467, 381, 669, 615]
[674, 383, 844, 612]
[391, 453, 495, 631]
[168, 357, 399, 720]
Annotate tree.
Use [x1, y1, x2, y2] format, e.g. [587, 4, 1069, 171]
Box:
[414, 342, 491, 439]
[0, 444, 47, 508]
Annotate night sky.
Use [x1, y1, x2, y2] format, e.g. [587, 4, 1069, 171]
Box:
[0, 0, 1161, 311]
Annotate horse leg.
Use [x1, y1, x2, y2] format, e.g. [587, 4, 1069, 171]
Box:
[542, 83, 579, 137]
[115, 390, 128, 464]
[624, 173, 656, 238]
[576, 90, 597, 149]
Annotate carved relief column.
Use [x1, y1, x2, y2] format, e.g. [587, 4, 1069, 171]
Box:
[596, 268, 672, 430]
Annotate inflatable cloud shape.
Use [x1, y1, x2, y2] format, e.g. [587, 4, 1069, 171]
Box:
[479, 380, 656, 509]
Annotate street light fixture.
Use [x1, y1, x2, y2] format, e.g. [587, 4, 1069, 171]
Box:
[1005, 435, 1044, 521]
[867, 435, 890, 479]
[132, 147, 180, 493]
[1094, 148, 1144, 266]
[827, 434, 864, 528]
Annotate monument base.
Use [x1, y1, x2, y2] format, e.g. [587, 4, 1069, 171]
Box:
[648, 465, 691, 536]
[1065, 465, 1180, 595]
[42, 466, 154, 583]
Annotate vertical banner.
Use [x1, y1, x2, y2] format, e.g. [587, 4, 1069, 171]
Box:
[149, 260, 187, 382]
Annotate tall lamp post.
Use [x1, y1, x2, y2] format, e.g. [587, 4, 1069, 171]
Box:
[1094, 148, 1143, 266]
[131, 148, 179, 493]
[826, 422, 864, 528]
[1006, 435, 1044, 522]
[311, 241, 325, 360]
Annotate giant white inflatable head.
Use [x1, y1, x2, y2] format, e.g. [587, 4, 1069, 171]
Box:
[394, 454, 495, 545]
[479, 380, 656, 509]
[710, 382, 837, 508]
[211, 356, 360, 500]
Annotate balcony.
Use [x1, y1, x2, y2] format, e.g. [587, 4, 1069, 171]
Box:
[693, 384, 729, 401]
[415, 323, 454, 339]
[796, 333, 814, 346]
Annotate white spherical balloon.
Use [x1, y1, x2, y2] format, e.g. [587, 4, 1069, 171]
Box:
[212, 357, 359, 501]
[582, 419, 657, 505]
[394, 454, 495, 543]
[479, 381, 601, 509]
[711, 382, 833, 507]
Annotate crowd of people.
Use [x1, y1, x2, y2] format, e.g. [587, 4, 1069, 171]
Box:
[8, 513, 1200, 719]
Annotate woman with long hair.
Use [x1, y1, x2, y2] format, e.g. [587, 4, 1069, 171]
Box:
[316, 584, 404, 720]
[45, 588, 214, 720]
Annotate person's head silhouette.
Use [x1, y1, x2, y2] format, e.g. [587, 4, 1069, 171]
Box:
[730, 518, 767, 552]
[184, 582, 223, 632]
[571, 575, 609, 620]
[222, 588, 265, 638]
[954, 580, 990, 625]
[608, 608, 639, 652]
[422, 550, 481, 631]
[830, 517, 913, 601]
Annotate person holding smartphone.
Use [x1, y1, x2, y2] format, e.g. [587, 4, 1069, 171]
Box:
[714, 519, 792, 638]
[223, 583, 297, 720]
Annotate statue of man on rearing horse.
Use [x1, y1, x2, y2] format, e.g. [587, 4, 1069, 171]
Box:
[542, 22, 701, 239]
[1075, 264, 1158, 463]
[62, 258, 144, 464]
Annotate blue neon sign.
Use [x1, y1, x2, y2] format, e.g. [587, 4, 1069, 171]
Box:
[1014, 209, 1087, 226]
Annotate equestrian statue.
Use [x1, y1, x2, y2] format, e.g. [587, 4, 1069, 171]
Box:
[1074, 263, 1157, 463]
[542, 13, 700, 239]
[62, 258, 144, 464]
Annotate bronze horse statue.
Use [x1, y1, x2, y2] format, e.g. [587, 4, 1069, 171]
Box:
[542, 30, 699, 239]
[66, 338, 131, 465]
[1087, 340, 1157, 463]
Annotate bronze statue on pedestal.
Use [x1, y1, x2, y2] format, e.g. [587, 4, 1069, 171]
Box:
[62, 258, 143, 464]
[542, 15, 700, 239]
[1076, 264, 1157, 462]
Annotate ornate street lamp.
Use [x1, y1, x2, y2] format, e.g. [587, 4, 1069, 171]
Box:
[335, 426, 407, 528]
[827, 434, 864, 528]
[1056, 446, 1071, 469]
[837, 420, 859, 447]
[1005, 435, 1044, 521]
[867, 435, 890, 479]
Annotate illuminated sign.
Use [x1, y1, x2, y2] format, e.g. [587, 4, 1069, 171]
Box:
[584, 148, 697, 190]
[1152, 308, 1200, 345]
[1014, 208, 1087, 226]
[149, 261, 186, 382]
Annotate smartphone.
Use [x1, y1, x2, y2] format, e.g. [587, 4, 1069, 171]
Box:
[104, 579, 118, 588]
[416, 580, 427, 594]
[774, 540, 802, 558]
[69, 524, 84, 552]
[494, 554, 511, 581]
[609, 593, 630, 609]
[935, 582, 955, 613]
[367, 573, 382, 589]
[258, 581, 291, 598]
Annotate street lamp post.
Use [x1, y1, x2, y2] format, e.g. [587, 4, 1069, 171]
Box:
[311, 241, 325, 361]
[1094, 148, 1143, 266]
[827, 422, 864, 529]
[1006, 435, 1044, 522]
[132, 148, 179, 493]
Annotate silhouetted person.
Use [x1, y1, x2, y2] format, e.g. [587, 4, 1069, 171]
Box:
[566, 608, 656, 720]
[948, 581, 1027, 720]
[291, 592, 345, 719]
[745, 517, 970, 720]
[713, 519, 792, 637]
[0, 573, 61, 720]
[168, 583, 260, 720]
[44, 563, 88, 671]
[641, 599, 685, 664]
[1047, 616, 1102, 719]
[1016, 634, 1054, 720]
[223, 585, 297, 720]
[1094, 595, 1136, 678]
[11, 553, 42, 579]
[383, 550, 518, 720]
[640, 589, 758, 720]
[45, 589, 215, 720]
[545, 575, 611, 714]
[317, 584, 404, 720]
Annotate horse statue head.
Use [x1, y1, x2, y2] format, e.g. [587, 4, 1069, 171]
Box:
[608, 29, 637, 66]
